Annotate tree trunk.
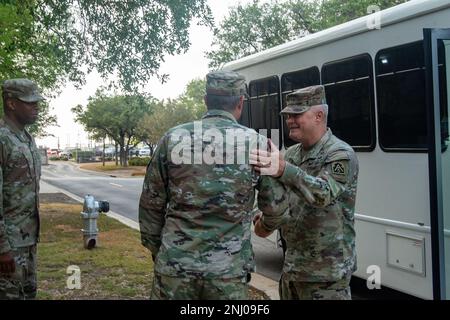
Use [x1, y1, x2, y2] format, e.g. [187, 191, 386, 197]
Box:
[102, 138, 105, 167]
[124, 145, 129, 167]
[119, 134, 125, 167]
[115, 143, 118, 166]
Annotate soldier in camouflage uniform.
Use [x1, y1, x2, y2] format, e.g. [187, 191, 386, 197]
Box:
[139, 71, 288, 300]
[251, 85, 358, 300]
[0, 79, 44, 299]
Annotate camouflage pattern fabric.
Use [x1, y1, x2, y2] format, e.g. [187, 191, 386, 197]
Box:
[278, 128, 358, 285]
[1, 78, 44, 103]
[205, 71, 247, 97]
[0, 117, 41, 254]
[279, 272, 351, 300]
[139, 109, 288, 284]
[151, 272, 248, 300]
[280, 85, 327, 115]
[0, 245, 37, 300]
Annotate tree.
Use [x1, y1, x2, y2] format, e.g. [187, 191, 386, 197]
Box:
[136, 99, 198, 155]
[1, 0, 212, 136]
[207, 0, 408, 69]
[176, 78, 206, 119]
[136, 79, 207, 152]
[72, 90, 154, 166]
[1, 1, 58, 136]
[0, 1, 65, 92]
[1, 0, 213, 92]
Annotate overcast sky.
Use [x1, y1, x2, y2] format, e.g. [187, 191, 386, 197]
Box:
[36, 0, 256, 150]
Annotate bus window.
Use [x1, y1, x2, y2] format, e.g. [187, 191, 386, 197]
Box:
[321, 54, 376, 151]
[281, 67, 320, 148]
[248, 76, 281, 147]
[376, 41, 427, 151]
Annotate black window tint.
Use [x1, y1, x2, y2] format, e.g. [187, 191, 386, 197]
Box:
[438, 40, 448, 152]
[376, 41, 427, 150]
[322, 54, 375, 150]
[281, 67, 320, 148]
[249, 76, 281, 147]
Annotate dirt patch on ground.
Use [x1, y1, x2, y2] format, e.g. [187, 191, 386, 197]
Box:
[40, 193, 81, 204]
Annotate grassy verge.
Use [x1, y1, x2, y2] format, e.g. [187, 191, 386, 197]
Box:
[37, 195, 269, 300]
[37, 202, 153, 299]
[79, 162, 146, 176]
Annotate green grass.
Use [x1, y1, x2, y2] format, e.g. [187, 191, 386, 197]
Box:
[36, 201, 269, 300]
[37, 203, 153, 300]
[79, 162, 146, 176]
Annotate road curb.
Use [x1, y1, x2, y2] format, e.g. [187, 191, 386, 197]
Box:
[41, 180, 279, 300]
[49, 160, 135, 179]
[41, 180, 139, 230]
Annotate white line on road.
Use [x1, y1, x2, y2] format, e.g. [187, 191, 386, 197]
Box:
[109, 183, 123, 188]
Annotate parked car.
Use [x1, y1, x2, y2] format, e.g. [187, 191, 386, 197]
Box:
[59, 150, 72, 159]
[128, 147, 139, 157]
[47, 148, 60, 157]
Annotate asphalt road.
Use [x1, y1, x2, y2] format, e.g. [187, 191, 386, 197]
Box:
[41, 161, 415, 299]
[41, 161, 284, 281]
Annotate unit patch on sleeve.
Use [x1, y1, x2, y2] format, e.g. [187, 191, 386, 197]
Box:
[331, 162, 346, 176]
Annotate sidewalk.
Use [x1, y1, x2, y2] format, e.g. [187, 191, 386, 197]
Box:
[40, 180, 280, 300]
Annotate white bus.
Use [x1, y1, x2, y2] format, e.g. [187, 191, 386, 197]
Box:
[223, 0, 450, 299]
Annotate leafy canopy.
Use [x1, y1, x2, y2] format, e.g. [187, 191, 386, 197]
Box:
[136, 78, 206, 148]
[1, 0, 212, 136]
[207, 0, 408, 69]
[1, 0, 213, 92]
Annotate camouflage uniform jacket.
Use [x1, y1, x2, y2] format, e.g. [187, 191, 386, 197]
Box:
[279, 128, 358, 282]
[0, 117, 41, 254]
[139, 109, 288, 279]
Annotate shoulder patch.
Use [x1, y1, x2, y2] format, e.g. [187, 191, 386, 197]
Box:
[331, 161, 346, 176]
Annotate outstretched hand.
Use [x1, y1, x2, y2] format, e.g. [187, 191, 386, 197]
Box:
[250, 139, 286, 177]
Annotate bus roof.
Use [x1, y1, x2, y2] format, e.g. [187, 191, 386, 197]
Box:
[222, 0, 450, 71]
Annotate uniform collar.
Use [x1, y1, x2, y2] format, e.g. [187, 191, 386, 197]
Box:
[300, 128, 332, 160]
[1, 116, 30, 142]
[201, 109, 237, 123]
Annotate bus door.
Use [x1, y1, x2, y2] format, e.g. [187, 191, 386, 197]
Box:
[424, 28, 450, 300]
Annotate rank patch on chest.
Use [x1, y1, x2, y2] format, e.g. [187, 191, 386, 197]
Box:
[331, 162, 346, 176]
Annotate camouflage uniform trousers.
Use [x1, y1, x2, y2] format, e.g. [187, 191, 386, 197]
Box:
[0, 245, 37, 300]
[150, 272, 249, 300]
[279, 273, 352, 300]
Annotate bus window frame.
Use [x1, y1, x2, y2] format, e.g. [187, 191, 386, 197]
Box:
[248, 75, 282, 147]
[321, 53, 377, 152]
[281, 66, 321, 149]
[375, 41, 428, 153]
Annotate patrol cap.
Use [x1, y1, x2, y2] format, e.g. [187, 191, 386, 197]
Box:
[280, 85, 326, 115]
[206, 71, 247, 97]
[1, 78, 44, 103]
